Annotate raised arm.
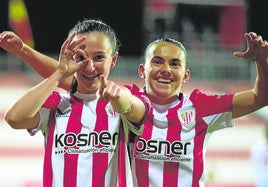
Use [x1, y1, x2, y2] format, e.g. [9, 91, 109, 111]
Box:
[0, 31, 73, 90]
[5, 32, 87, 129]
[232, 32, 268, 118]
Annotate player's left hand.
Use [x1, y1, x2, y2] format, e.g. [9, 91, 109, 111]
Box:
[233, 32, 268, 64]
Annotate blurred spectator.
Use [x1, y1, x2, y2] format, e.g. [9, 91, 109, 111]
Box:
[180, 17, 202, 51]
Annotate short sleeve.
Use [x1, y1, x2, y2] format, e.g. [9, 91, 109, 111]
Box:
[27, 107, 50, 136]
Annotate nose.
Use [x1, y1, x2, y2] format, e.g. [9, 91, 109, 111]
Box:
[160, 64, 171, 76]
[160, 69, 171, 76]
[85, 59, 95, 72]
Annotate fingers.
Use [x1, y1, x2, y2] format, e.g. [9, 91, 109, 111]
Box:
[232, 33, 252, 58]
[99, 75, 107, 90]
[97, 75, 121, 101]
[61, 32, 88, 61]
[62, 32, 86, 53]
[0, 31, 15, 43]
[233, 51, 244, 57]
[248, 32, 268, 50]
[0, 31, 12, 40]
[59, 32, 90, 76]
[60, 32, 75, 54]
[60, 32, 83, 59]
[73, 49, 87, 62]
[261, 40, 268, 47]
[234, 32, 268, 62]
[69, 35, 86, 50]
[64, 32, 76, 49]
[247, 32, 267, 47]
[97, 75, 107, 99]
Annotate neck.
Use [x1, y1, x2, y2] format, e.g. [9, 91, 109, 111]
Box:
[148, 93, 182, 105]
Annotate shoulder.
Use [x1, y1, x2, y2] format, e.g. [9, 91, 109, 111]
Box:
[189, 89, 207, 101]
[124, 84, 140, 92]
[43, 91, 65, 108]
[124, 84, 147, 98]
[189, 89, 233, 102]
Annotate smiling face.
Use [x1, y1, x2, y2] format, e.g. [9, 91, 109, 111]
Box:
[75, 32, 118, 94]
[139, 41, 190, 104]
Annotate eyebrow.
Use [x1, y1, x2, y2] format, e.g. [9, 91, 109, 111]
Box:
[152, 56, 163, 60]
[152, 56, 181, 62]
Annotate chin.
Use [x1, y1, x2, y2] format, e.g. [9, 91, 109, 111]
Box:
[79, 84, 99, 94]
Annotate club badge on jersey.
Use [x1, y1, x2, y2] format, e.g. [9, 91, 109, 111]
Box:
[105, 103, 119, 118]
[178, 106, 196, 131]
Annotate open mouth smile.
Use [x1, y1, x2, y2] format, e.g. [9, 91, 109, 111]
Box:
[83, 74, 100, 80]
[156, 78, 173, 84]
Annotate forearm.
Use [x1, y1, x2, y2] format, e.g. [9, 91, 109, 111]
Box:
[18, 44, 58, 77]
[233, 61, 268, 118]
[110, 87, 146, 124]
[253, 59, 268, 105]
[17, 44, 73, 90]
[5, 70, 63, 123]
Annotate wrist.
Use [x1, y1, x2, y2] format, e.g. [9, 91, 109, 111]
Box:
[111, 91, 134, 114]
[53, 69, 67, 82]
[17, 43, 28, 56]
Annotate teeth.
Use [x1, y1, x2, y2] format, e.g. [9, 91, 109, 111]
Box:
[157, 78, 172, 83]
[84, 75, 94, 78]
[83, 74, 99, 79]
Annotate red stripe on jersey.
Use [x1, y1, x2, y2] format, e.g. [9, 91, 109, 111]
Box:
[63, 95, 83, 187]
[162, 103, 183, 186]
[43, 110, 56, 187]
[134, 107, 154, 187]
[92, 101, 109, 187]
[190, 89, 232, 186]
[43, 92, 61, 187]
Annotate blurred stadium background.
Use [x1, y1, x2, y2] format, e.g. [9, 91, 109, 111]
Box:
[1, 0, 268, 186]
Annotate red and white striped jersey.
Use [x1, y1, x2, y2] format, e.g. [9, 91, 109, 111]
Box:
[28, 84, 147, 187]
[132, 89, 234, 187]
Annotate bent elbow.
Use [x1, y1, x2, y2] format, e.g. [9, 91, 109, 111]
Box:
[4, 111, 21, 129]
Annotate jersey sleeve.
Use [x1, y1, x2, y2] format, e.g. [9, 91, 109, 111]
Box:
[190, 89, 234, 132]
[190, 89, 234, 116]
[27, 107, 50, 136]
[124, 84, 150, 123]
[43, 91, 62, 108]
[27, 91, 61, 136]
[121, 84, 149, 140]
[121, 115, 144, 142]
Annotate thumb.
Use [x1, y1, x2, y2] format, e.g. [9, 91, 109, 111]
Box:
[233, 51, 245, 57]
[99, 75, 107, 92]
[97, 75, 107, 100]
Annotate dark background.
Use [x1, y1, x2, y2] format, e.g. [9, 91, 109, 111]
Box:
[0, 0, 144, 56]
[0, 0, 266, 56]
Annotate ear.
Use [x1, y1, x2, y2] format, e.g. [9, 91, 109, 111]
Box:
[110, 52, 119, 69]
[137, 64, 145, 78]
[183, 69, 191, 83]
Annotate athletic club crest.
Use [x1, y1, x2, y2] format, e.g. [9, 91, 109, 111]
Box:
[178, 106, 196, 131]
[105, 103, 119, 118]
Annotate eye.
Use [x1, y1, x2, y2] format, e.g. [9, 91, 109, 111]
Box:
[151, 57, 163, 65]
[94, 55, 105, 62]
[73, 49, 87, 62]
[170, 60, 181, 67]
[153, 60, 160, 64]
[78, 55, 84, 61]
[73, 54, 85, 62]
[151, 59, 162, 65]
